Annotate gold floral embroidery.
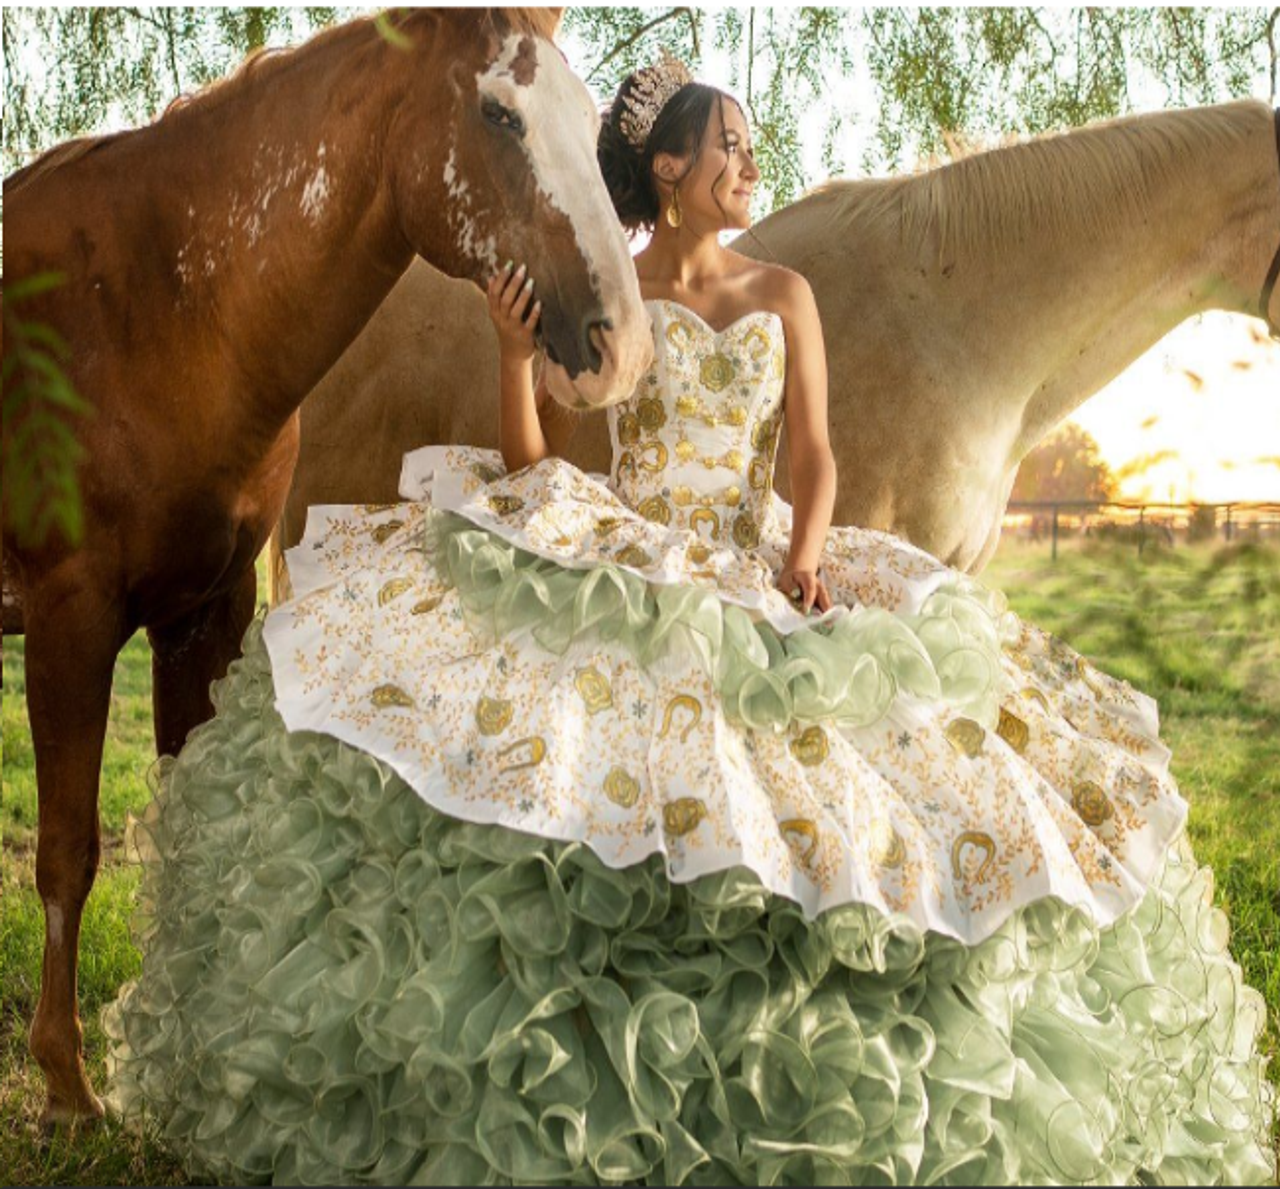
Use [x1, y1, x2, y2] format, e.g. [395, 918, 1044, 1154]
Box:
[1072, 781, 1114, 827]
[637, 442, 668, 472]
[411, 595, 444, 615]
[371, 683, 415, 709]
[945, 718, 986, 758]
[470, 462, 505, 483]
[371, 520, 404, 544]
[616, 413, 641, 446]
[476, 696, 514, 735]
[686, 542, 713, 564]
[789, 725, 829, 766]
[732, 512, 760, 550]
[615, 543, 653, 569]
[488, 494, 524, 516]
[996, 708, 1030, 755]
[636, 395, 666, 432]
[700, 352, 735, 392]
[780, 819, 821, 868]
[663, 798, 707, 837]
[637, 495, 671, 526]
[604, 766, 640, 808]
[574, 666, 613, 715]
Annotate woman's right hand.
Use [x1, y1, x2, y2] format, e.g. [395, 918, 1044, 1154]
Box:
[487, 260, 541, 363]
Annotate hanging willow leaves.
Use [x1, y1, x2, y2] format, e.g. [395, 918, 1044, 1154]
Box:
[2, 274, 94, 548]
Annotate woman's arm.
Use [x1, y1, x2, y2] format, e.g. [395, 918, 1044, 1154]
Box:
[490, 261, 576, 472]
[776, 272, 837, 613]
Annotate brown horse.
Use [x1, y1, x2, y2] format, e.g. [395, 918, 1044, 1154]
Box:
[2, 7, 651, 1124]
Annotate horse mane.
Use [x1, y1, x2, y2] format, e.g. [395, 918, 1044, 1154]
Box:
[6, 8, 563, 196]
[807, 99, 1273, 262]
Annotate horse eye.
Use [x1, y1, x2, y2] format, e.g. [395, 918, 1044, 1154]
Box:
[481, 97, 525, 137]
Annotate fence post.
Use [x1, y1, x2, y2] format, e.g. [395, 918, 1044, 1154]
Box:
[1138, 507, 1145, 557]
[1051, 505, 1059, 562]
[1225, 504, 1233, 543]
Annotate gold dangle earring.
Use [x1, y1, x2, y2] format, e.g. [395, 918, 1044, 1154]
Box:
[666, 184, 683, 229]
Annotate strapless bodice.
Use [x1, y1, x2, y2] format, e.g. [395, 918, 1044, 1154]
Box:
[606, 298, 786, 551]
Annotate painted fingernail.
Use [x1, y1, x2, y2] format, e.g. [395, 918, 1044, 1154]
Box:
[504, 259, 513, 271]
[523, 276, 534, 290]
[516, 262, 527, 276]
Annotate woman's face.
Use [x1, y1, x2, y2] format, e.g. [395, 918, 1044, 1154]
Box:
[655, 96, 760, 232]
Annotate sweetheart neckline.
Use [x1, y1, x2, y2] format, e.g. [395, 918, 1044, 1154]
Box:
[643, 297, 783, 338]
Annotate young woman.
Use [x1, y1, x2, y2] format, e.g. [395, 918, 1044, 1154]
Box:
[105, 52, 1275, 1186]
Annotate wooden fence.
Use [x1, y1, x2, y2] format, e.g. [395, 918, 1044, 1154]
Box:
[1002, 501, 1280, 560]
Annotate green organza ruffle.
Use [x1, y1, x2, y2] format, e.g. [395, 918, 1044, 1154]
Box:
[423, 510, 1014, 733]
[103, 620, 1276, 1186]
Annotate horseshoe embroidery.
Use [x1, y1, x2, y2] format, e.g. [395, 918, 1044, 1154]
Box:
[659, 694, 703, 743]
[496, 736, 547, 773]
[689, 508, 721, 541]
[951, 832, 996, 883]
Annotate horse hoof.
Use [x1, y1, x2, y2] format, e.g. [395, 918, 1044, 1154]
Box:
[39, 1089, 105, 1131]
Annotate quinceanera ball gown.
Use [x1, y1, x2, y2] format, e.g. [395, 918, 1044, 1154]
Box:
[104, 298, 1275, 1185]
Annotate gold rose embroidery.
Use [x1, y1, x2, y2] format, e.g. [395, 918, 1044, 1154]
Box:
[945, 718, 986, 758]
[615, 544, 653, 569]
[1072, 781, 1114, 827]
[687, 541, 713, 564]
[371, 520, 404, 544]
[636, 395, 666, 432]
[361, 501, 402, 514]
[637, 496, 671, 526]
[488, 494, 524, 516]
[475, 696, 514, 735]
[616, 412, 641, 445]
[663, 798, 707, 837]
[371, 684, 415, 709]
[594, 516, 624, 538]
[1019, 686, 1051, 711]
[411, 595, 445, 615]
[789, 725, 829, 766]
[996, 708, 1030, 755]
[700, 352, 735, 392]
[604, 766, 640, 808]
[732, 512, 759, 550]
[574, 666, 613, 714]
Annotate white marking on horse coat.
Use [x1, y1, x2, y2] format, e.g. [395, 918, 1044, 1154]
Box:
[300, 145, 331, 226]
[474, 36, 625, 304]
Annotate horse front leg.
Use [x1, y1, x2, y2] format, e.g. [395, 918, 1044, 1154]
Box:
[148, 563, 258, 757]
[24, 574, 126, 1125]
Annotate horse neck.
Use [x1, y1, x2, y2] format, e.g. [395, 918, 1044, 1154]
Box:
[954, 104, 1280, 462]
[158, 20, 434, 445]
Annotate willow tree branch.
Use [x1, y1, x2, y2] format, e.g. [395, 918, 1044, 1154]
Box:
[585, 8, 692, 83]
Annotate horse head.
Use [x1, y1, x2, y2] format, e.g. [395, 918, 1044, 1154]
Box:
[384, 8, 651, 410]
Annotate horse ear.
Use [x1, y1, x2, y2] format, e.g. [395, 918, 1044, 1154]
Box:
[544, 7, 565, 34]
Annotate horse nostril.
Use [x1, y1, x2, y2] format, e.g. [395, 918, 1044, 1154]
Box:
[584, 316, 611, 372]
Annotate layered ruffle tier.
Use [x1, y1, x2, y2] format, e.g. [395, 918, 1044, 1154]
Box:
[103, 621, 1276, 1185]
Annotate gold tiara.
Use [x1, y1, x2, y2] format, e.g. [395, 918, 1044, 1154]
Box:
[618, 48, 695, 151]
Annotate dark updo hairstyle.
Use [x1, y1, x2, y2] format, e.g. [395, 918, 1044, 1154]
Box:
[598, 69, 742, 237]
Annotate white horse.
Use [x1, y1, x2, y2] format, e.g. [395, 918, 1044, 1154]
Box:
[273, 99, 1280, 596]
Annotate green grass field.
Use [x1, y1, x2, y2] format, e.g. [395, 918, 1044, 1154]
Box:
[2, 539, 1278, 1184]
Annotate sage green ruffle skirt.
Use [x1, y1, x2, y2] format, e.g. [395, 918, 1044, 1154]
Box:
[103, 620, 1276, 1186]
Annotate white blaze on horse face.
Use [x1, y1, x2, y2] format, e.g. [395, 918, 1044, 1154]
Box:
[474, 36, 630, 316]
